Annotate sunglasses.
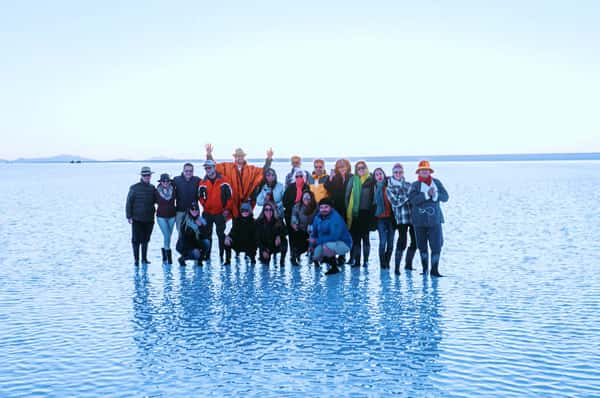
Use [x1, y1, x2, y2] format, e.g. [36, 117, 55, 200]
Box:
[357, 166, 366, 171]
[190, 208, 199, 212]
[295, 175, 304, 178]
[264, 208, 273, 212]
[142, 174, 152, 177]
[393, 169, 403, 173]
[184, 169, 193, 173]
[241, 209, 250, 213]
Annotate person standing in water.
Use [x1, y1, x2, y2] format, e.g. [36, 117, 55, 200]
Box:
[373, 167, 394, 269]
[307, 158, 329, 203]
[126, 166, 157, 266]
[155, 173, 176, 264]
[408, 160, 449, 277]
[387, 163, 417, 275]
[345, 161, 375, 267]
[198, 159, 233, 262]
[205, 144, 273, 218]
[173, 163, 200, 233]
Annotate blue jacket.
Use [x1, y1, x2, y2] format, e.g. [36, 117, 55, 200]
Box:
[408, 178, 449, 227]
[310, 208, 352, 249]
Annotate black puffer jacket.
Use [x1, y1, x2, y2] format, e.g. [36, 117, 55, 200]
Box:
[173, 174, 200, 212]
[228, 216, 257, 249]
[126, 180, 156, 222]
[255, 217, 286, 253]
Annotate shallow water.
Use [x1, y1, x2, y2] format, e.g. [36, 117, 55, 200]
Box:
[0, 161, 599, 397]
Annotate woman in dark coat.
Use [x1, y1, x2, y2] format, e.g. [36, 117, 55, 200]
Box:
[175, 202, 210, 266]
[155, 173, 177, 264]
[224, 202, 257, 265]
[255, 201, 287, 266]
[283, 167, 310, 261]
[345, 161, 375, 267]
[324, 158, 353, 264]
[289, 190, 317, 265]
[408, 160, 449, 277]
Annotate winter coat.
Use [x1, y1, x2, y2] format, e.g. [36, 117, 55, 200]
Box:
[255, 217, 286, 253]
[324, 173, 353, 223]
[386, 176, 412, 225]
[290, 202, 317, 232]
[173, 174, 200, 212]
[310, 208, 352, 249]
[206, 157, 272, 218]
[176, 214, 210, 254]
[345, 175, 376, 231]
[126, 180, 157, 222]
[283, 182, 311, 226]
[256, 182, 285, 218]
[307, 173, 329, 203]
[155, 183, 176, 218]
[198, 173, 233, 216]
[227, 216, 257, 250]
[408, 178, 449, 227]
[374, 181, 392, 219]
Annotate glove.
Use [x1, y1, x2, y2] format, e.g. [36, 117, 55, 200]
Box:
[199, 186, 208, 201]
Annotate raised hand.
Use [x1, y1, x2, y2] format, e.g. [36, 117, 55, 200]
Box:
[205, 143, 214, 156]
[266, 148, 274, 160]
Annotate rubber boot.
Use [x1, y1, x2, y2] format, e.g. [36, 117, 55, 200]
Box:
[430, 262, 443, 277]
[362, 243, 370, 267]
[223, 247, 231, 265]
[178, 256, 186, 266]
[430, 253, 443, 277]
[141, 243, 151, 264]
[132, 242, 140, 266]
[420, 253, 429, 275]
[395, 248, 403, 269]
[384, 250, 392, 269]
[161, 248, 167, 264]
[405, 247, 416, 270]
[394, 263, 401, 275]
[350, 244, 361, 267]
[324, 257, 340, 275]
[166, 249, 173, 264]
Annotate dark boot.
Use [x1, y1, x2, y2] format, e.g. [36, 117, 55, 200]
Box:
[223, 247, 231, 265]
[362, 242, 370, 267]
[161, 248, 167, 264]
[420, 253, 429, 275]
[395, 249, 403, 268]
[324, 258, 340, 275]
[141, 243, 150, 264]
[384, 250, 392, 269]
[430, 254, 443, 277]
[166, 249, 173, 264]
[394, 263, 401, 275]
[405, 247, 416, 270]
[132, 243, 140, 266]
[337, 255, 345, 266]
[178, 256, 186, 266]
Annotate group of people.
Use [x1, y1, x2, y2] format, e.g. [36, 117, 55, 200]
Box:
[125, 145, 449, 276]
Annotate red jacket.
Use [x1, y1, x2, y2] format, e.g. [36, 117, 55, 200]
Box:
[198, 173, 233, 216]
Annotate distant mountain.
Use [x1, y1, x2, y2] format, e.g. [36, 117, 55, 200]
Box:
[12, 154, 96, 163]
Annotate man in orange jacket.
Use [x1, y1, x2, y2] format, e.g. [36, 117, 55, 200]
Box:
[199, 159, 233, 262]
[205, 144, 273, 218]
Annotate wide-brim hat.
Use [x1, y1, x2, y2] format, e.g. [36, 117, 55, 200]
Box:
[415, 160, 434, 173]
[232, 148, 247, 157]
[158, 173, 170, 182]
[140, 166, 154, 176]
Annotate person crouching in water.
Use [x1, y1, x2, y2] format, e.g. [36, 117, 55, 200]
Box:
[289, 190, 318, 265]
[255, 201, 287, 266]
[408, 160, 449, 277]
[175, 202, 210, 266]
[309, 198, 352, 275]
[224, 202, 257, 265]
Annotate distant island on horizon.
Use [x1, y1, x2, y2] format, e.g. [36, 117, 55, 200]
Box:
[2, 152, 600, 164]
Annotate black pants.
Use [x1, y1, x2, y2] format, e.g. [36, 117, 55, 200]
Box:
[131, 221, 154, 244]
[226, 242, 257, 260]
[395, 223, 417, 267]
[350, 210, 371, 264]
[203, 212, 226, 257]
[289, 229, 309, 257]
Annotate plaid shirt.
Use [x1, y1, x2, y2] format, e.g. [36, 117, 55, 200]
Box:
[386, 177, 412, 225]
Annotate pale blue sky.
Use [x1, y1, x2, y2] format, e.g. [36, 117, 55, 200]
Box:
[2, 0, 599, 160]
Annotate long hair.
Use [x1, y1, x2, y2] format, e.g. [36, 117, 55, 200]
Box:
[261, 168, 278, 189]
[334, 158, 351, 178]
[372, 167, 387, 185]
[257, 200, 281, 222]
[301, 190, 317, 215]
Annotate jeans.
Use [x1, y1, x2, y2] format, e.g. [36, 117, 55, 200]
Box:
[175, 211, 186, 233]
[376, 217, 394, 264]
[414, 224, 444, 265]
[156, 217, 176, 249]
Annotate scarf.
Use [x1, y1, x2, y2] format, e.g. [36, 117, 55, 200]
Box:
[184, 214, 203, 239]
[157, 184, 173, 201]
[418, 175, 432, 185]
[346, 172, 370, 229]
[374, 181, 387, 217]
[295, 179, 304, 203]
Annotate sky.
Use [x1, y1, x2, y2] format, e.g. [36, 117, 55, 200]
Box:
[1, 0, 599, 160]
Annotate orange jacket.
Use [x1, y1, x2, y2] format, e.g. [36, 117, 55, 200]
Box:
[212, 160, 268, 218]
[198, 173, 233, 215]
